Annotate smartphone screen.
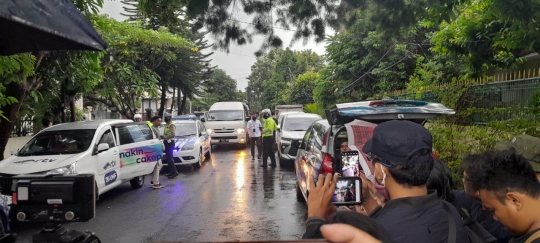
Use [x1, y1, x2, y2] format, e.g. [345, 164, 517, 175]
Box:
[332, 177, 362, 206]
[341, 151, 360, 177]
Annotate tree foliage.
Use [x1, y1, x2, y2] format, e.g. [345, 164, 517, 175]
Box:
[85, 15, 192, 119]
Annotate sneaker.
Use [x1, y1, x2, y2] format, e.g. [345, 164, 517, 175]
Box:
[150, 181, 154, 185]
[167, 172, 179, 179]
[152, 184, 164, 189]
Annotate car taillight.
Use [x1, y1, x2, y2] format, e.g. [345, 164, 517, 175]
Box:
[319, 153, 333, 175]
[369, 100, 384, 106]
[322, 132, 328, 146]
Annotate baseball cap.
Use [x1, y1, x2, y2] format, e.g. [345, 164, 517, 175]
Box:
[495, 134, 540, 172]
[363, 120, 433, 165]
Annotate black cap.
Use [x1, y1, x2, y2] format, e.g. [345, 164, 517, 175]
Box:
[363, 120, 433, 165]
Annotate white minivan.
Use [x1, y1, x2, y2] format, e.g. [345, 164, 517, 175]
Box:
[202, 102, 249, 146]
[0, 120, 162, 198]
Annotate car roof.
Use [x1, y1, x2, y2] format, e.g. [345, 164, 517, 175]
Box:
[210, 102, 245, 110]
[327, 99, 455, 125]
[285, 113, 322, 118]
[44, 119, 134, 131]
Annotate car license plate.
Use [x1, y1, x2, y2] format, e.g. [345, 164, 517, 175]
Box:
[219, 139, 229, 142]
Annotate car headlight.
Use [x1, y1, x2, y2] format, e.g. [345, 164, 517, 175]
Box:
[182, 144, 195, 150]
[236, 128, 245, 133]
[207, 129, 213, 134]
[45, 163, 76, 175]
[281, 137, 293, 142]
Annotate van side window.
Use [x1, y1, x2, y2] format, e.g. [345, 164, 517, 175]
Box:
[138, 124, 154, 140]
[314, 125, 324, 151]
[99, 130, 115, 148]
[117, 125, 147, 145]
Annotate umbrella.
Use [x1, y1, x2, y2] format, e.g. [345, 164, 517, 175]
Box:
[0, 0, 107, 56]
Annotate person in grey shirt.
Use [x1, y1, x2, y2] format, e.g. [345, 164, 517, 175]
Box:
[150, 116, 164, 189]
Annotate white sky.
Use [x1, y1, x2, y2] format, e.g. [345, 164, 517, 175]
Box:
[99, 1, 332, 91]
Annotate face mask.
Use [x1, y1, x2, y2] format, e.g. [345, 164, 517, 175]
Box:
[252, 117, 257, 121]
[263, 115, 269, 119]
[374, 164, 390, 201]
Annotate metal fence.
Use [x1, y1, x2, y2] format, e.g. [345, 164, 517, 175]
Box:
[11, 117, 35, 137]
[383, 69, 540, 124]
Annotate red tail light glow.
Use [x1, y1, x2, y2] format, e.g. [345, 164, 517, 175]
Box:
[319, 153, 334, 175]
[322, 132, 328, 146]
[369, 101, 384, 106]
[12, 193, 17, 205]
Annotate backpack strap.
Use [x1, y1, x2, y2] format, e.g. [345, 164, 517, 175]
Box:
[526, 230, 540, 243]
[443, 203, 457, 243]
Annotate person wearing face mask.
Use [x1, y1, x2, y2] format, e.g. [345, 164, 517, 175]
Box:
[247, 112, 263, 160]
[261, 111, 278, 167]
[162, 113, 179, 179]
[360, 120, 468, 243]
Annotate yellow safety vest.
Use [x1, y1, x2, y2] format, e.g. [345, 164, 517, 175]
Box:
[164, 122, 175, 142]
[262, 118, 277, 137]
[147, 121, 153, 127]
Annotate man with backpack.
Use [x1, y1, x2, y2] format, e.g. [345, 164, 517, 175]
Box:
[463, 150, 540, 243]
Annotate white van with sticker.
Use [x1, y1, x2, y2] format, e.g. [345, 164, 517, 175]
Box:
[0, 120, 162, 198]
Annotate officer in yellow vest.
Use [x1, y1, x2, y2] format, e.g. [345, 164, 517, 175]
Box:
[162, 113, 178, 178]
[261, 111, 278, 167]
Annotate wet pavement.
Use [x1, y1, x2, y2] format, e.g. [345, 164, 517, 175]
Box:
[11, 146, 308, 243]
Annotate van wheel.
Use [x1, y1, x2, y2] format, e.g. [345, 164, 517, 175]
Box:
[130, 175, 145, 189]
[193, 150, 202, 169]
[296, 182, 305, 203]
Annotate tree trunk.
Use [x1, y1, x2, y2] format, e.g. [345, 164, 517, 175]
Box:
[0, 82, 27, 160]
[70, 97, 76, 122]
[177, 88, 182, 115]
[179, 95, 187, 115]
[159, 82, 167, 116]
[61, 80, 66, 123]
[170, 87, 176, 113]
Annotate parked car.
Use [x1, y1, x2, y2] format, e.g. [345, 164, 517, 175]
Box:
[294, 99, 455, 202]
[0, 120, 162, 199]
[159, 119, 211, 168]
[277, 113, 322, 166]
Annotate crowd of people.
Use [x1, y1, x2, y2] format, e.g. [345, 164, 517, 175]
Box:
[302, 120, 540, 243]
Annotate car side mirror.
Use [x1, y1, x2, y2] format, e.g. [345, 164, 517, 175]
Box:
[245, 117, 250, 122]
[10, 149, 17, 155]
[201, 132, 207, 136]
[97, 143, 110, 153]
[201, 118, 206, 122]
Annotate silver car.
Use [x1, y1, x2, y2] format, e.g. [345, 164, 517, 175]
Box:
[277, 113, 322, 166]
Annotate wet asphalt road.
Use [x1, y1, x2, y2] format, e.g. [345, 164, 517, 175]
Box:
[12, 147, 308, 243]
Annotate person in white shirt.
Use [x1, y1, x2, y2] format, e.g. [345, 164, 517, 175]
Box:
[247, 112, 263, 160]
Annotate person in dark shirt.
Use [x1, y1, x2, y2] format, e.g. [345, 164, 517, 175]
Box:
[360, 120, 469, 243]
[463, 151, 540, 243]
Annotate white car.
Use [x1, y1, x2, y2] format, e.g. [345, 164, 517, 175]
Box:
[0, 120, 161, 199]
[159, 120, 211, 168]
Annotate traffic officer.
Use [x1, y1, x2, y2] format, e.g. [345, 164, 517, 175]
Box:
[261, 111, 278, 167]
[162, 113, 179, 178]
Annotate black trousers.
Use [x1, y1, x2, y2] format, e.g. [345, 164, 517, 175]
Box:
[164, 141, 178, 174]
[262, 136, 276, 165]
[250, 136, 262, 158]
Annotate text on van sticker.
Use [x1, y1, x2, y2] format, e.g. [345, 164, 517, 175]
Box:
[119, 145, 163, 167]
[104, 170, 117, 186]
[13, 159, 57, 164]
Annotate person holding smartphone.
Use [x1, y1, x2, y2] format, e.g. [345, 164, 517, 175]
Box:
[247, 112, 262, 160]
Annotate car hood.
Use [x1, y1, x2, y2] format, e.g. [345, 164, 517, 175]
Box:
[205, 120, 245, 129]
[174, 135, 198, 148]
[281, 130, 306, 140]
[0, 153, 85, 175]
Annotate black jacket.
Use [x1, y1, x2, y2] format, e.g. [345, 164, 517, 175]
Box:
[370, 192, 469, 243]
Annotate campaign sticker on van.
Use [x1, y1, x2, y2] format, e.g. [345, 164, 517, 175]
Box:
[119, 144, 163, 167]
[104, 170, 118, 185]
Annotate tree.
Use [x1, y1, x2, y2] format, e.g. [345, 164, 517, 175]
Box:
[431, 0, 540, 75]
[85, 15, 192, 119]
[209, 69, 239, 102]
[283, 71, 319, 105]
[247, 49, 324, 109]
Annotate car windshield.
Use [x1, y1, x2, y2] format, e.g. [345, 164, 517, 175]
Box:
[283, 117, 321, 131]
[206, 110, 243, 121]
[17, 130, 96, 156]
[174, 123, 198, 136]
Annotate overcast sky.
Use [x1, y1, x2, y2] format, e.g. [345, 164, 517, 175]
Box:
[99, 1, 332, 91]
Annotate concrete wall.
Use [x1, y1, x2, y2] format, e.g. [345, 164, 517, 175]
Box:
[3, 136, 31, 160]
